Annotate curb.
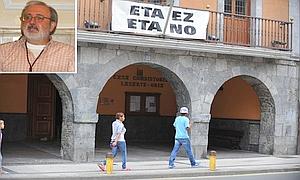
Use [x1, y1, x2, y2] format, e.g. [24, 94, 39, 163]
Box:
[1, 166, 300, 180]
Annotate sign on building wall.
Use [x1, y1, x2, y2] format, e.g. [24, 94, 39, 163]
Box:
[112, 0, 209, 39]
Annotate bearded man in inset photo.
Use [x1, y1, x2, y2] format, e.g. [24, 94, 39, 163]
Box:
[0, 0, 75, 72]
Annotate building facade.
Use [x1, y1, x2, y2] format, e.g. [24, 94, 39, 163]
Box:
[1, 0, 300, 162]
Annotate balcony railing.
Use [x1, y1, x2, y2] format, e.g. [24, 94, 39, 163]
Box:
[78, 0, 293, 51]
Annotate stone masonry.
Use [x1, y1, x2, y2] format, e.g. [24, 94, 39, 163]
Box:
[48, 37, 299, 162]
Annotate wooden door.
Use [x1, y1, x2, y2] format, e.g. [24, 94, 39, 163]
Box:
[224, 0, 250, 45]
[28, 75, 56, 141]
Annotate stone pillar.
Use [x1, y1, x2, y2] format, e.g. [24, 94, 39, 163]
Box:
[72, 123, 97, 162]
[71, 87, 99, 162]
[298, 62, 300, 154]
[190, 114, 211, 159]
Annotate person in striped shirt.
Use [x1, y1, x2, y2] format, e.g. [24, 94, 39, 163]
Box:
[0, 0, 75, 73]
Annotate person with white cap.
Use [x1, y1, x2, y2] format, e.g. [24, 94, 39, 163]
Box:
[168, 107, 199, 169]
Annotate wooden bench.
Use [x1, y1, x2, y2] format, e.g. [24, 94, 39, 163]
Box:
[209, 128, 244, 149]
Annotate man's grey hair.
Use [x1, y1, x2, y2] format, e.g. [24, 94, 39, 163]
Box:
[21, 0, 58, 34]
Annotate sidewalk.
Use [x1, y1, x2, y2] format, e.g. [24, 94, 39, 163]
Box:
[1, 155, 300, 179]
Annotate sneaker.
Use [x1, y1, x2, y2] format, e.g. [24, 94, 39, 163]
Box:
[191, 163, 200, 168]
[168, 165, 175, 169]
[97, 163, 105, 171]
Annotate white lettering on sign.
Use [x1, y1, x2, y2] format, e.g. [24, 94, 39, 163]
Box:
[112, 0, 209, 39]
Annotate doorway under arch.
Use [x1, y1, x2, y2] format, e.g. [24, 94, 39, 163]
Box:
[209, 75, 275, 155]
[95, 63, 191, 151]
[0, 74, 74, 163]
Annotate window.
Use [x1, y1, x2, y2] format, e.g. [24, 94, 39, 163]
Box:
[129, 95, 141, 112]
[224, 0, 232, 13]
[224, 0, 247, 15]
[235, 0, 246, 15]
[126, 92, 160, 115]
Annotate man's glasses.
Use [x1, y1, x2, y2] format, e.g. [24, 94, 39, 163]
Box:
[20, 14, 52, 23]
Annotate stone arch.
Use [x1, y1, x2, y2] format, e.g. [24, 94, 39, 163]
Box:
[209, 74, 275, 155]
[95, 62, 192, 149]
[46, 74, 74, 160]
[95, 61, 191, 113]
[140, 62, 191, 110]
[240, 75, 275, 154]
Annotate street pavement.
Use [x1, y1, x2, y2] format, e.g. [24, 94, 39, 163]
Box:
[1, 142, 300, 179]
[1, 154, 300, 179]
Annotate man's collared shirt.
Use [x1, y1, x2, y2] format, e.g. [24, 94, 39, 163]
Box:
[0, 38, 75, 72]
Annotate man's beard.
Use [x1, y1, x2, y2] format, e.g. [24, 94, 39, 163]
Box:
[22, 24, 50, 43]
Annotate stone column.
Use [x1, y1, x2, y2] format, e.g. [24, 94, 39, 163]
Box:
[298, 62, 300, 154]
[190, 114, 211, 159]
[71, 88, 99, 162]
[72, 122, 97, 162]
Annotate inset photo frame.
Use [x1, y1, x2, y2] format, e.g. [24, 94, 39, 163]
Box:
[0, 0, 76, 73]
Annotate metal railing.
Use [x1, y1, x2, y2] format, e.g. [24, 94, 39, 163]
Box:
[78, 0, 293, 51]
[207, 11, 293, 50]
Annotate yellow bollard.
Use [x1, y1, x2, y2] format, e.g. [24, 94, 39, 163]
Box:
[106, 152, 114, 174]
[209, 150, 217, 171]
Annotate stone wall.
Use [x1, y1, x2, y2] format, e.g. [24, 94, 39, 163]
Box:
[297, 0, 300, 154]
[55, 41, 299, 161]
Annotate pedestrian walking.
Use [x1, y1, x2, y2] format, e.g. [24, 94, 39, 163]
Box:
[168, 107, 199, 169]
[98, 112, 130, 171]
[0, 120, 5, 174]
[0, 0, 75, 72]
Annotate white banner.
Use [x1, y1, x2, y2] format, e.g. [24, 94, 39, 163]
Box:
[112, 0, 209, 39]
